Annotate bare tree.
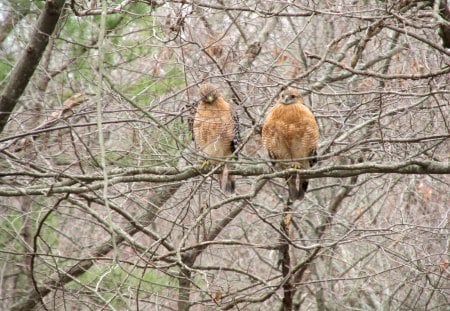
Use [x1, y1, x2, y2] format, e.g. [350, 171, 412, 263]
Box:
[0, 1, 449, 310]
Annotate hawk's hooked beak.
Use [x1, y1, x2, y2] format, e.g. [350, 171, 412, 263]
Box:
[281, 95, 290, 104]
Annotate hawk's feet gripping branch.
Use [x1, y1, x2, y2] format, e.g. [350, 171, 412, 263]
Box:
[290, 163, 302, 170]
[199, 159, 212, 169]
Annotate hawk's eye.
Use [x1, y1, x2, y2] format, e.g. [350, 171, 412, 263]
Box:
[289, 95, 295, 99]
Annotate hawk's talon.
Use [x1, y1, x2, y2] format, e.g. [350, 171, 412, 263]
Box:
[200, 159, 212, 168]
[291, 163, 302, 169]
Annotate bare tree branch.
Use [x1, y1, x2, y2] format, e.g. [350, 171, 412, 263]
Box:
[9, 182, 181, 311]
[0, 0, 66, 134]
[0, 160, 448, 197]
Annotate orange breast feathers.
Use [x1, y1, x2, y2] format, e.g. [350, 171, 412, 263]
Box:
[193, 98, 235, 160]
[262, 98, 319, 167]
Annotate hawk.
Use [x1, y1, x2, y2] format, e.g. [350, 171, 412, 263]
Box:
[193, 83, 239, 192]
[262, 87, 319, 202]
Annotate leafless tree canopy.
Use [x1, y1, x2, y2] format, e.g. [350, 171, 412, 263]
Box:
[0, 0, 449, 310]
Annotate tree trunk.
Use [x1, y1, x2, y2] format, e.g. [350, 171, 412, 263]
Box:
[280, 204, 293, 311]
[0, 0, 66, 134]
[437, 0, 450, 48]
[178, 265, 192, 311]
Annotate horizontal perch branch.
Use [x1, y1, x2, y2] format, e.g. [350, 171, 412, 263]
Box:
[0, 159, 448, 196]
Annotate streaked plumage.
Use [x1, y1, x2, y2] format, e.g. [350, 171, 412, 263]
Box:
[193, 83, 238, 192]
[262, 87, 319, 202]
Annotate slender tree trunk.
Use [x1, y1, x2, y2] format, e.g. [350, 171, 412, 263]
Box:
[437, 0, 450, 48]
[0, 0, 66, 134]
[281, 203, 293, 311]
[20, 197, 33, 285]
[178, 265, 192, 311]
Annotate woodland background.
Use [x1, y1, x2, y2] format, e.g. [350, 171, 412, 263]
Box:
[0, 0, 449, 310]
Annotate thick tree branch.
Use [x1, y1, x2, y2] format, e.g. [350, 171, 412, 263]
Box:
[0, 160, 448, 197]
[0, 0, 66, 134]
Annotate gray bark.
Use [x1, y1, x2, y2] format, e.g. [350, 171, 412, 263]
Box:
[0, 0, 66, 134]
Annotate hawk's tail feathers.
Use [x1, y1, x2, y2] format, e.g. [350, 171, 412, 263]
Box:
[220, 164, 235, 193]
[286, 173, 308, 202]
[223, 175, 235, 193]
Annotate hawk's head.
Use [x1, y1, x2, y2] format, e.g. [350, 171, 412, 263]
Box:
[279, 87, 302, 105]
[199, 83, 221, 104]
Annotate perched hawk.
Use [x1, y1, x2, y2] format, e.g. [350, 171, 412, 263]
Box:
[262, 87, 319, 202]
[193, 83, 239, 192]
